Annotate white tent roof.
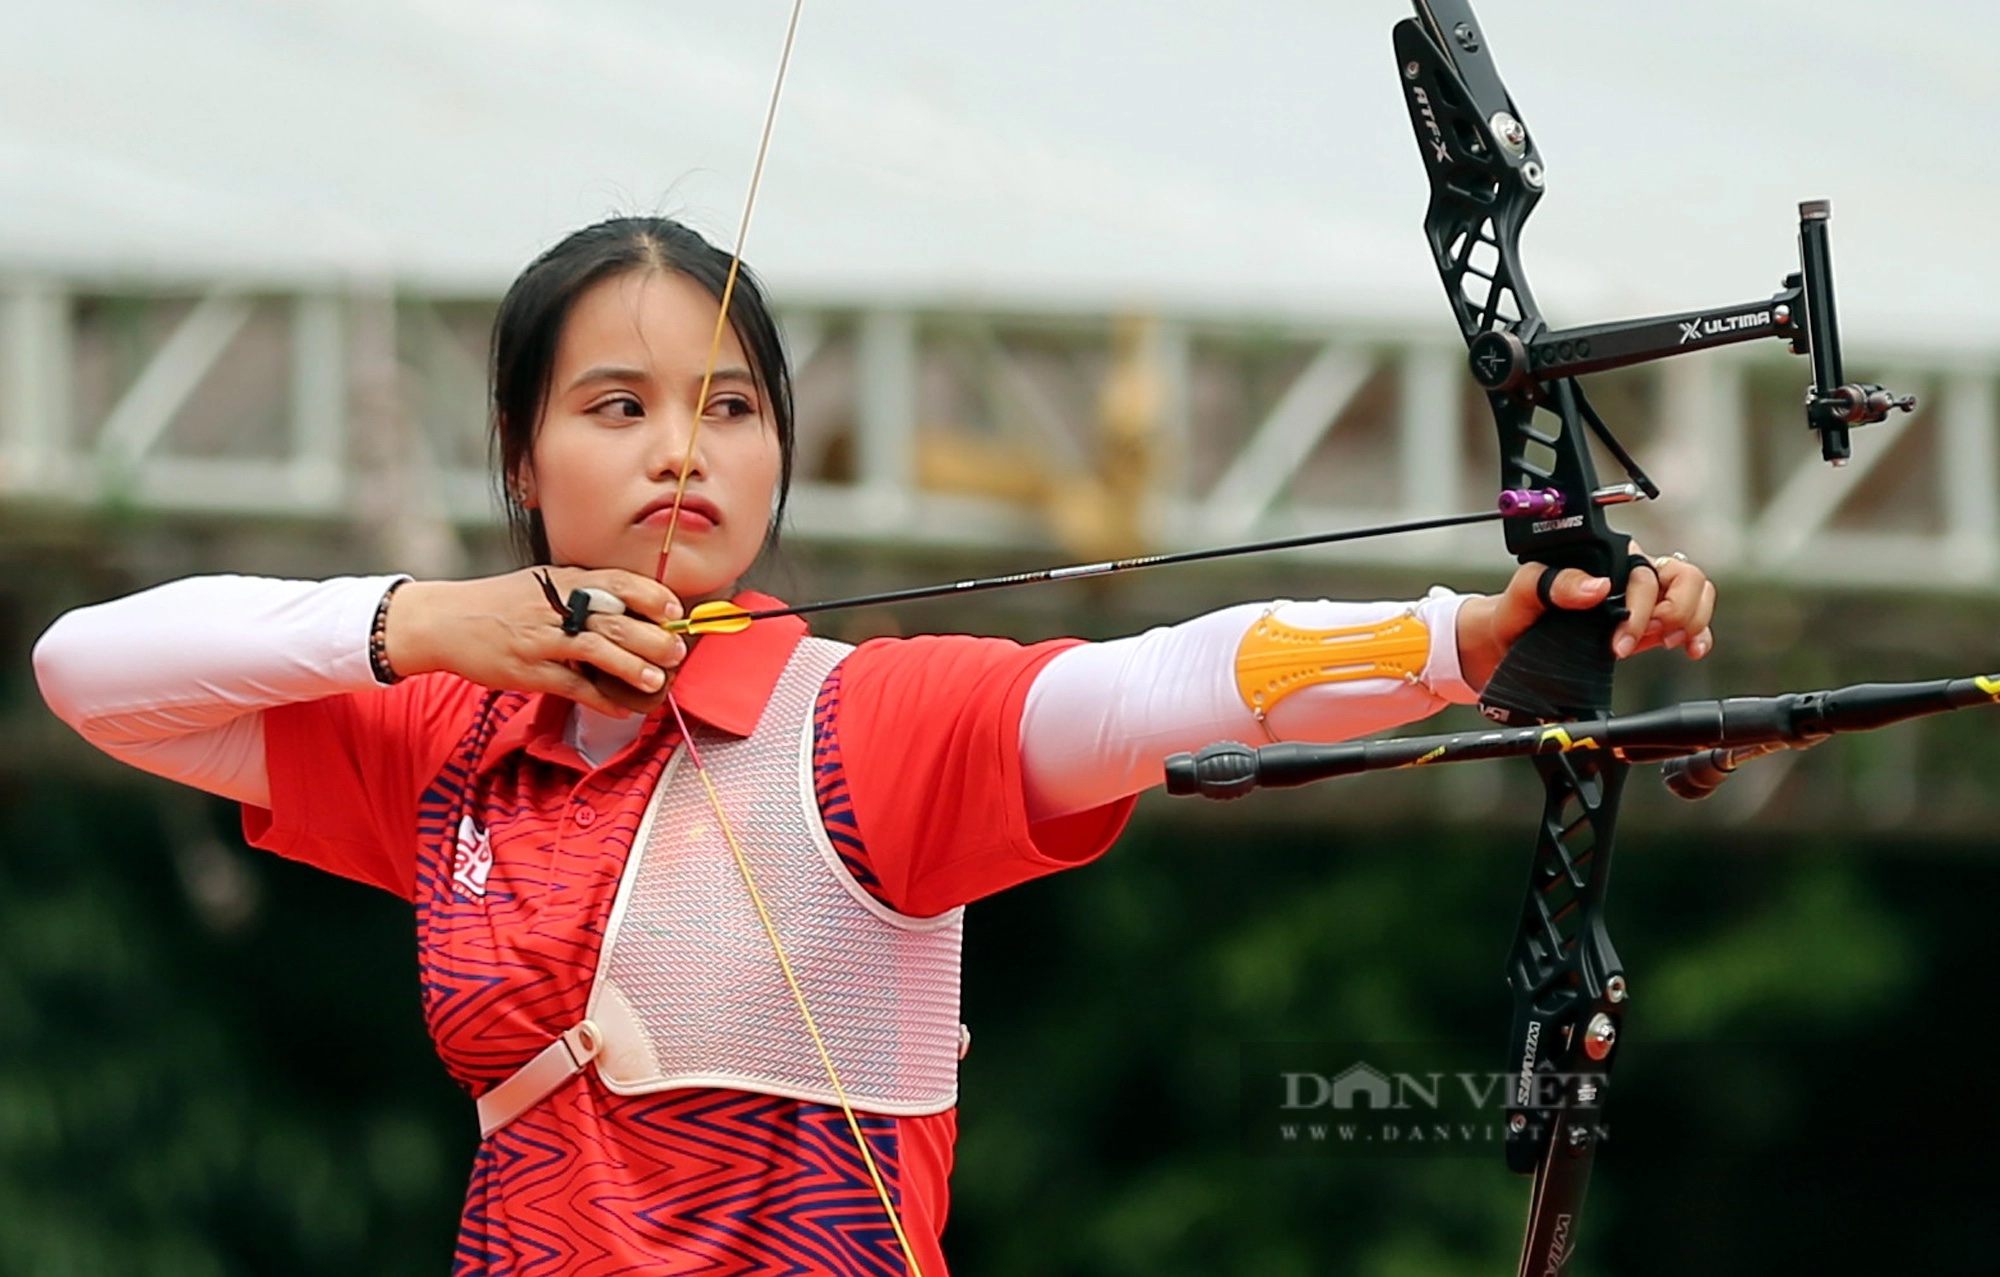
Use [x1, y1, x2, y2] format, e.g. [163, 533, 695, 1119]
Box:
[1, 0, 1992, 350]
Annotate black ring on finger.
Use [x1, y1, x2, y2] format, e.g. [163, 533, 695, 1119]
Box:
[562, 589, 594, 637]
[1625, 552, 1660, 584]
[1535, 563, 1565, 611]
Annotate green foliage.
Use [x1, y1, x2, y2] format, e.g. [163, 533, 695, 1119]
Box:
[950, 817, 1997, 1275]
[3, 778, 1996, 1274]
[1643, 861, 1915, 1037]
[0, 783, 470, 1277]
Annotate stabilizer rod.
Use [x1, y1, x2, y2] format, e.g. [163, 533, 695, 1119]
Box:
[1163, 673, 2000, 799]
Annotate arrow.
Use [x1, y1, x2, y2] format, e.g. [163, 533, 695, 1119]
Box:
[654, 493, 1601, 636]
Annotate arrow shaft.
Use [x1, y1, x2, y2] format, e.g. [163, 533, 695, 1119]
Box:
[728, 507, 1507, 629]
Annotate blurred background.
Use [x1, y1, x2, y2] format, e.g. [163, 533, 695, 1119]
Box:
[3, 0, 1997, 1272]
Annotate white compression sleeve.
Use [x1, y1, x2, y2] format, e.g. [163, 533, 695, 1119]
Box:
[32, 574, 404, 807]
[1019, 590, 1477, 822]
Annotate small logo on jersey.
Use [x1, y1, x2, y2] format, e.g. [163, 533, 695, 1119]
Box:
[453, 814, 493, 899]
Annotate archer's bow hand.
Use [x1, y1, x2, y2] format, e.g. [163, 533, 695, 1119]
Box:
[1456, 545, 1716, 690]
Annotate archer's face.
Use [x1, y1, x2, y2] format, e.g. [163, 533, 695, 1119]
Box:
[523, 269, 781, 602]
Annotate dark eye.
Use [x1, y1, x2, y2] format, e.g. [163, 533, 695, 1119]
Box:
[709, 394, 758, 421]
[591, 394, 644, 421]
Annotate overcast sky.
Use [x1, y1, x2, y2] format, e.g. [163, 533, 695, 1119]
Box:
[0, 0, 1991, 349]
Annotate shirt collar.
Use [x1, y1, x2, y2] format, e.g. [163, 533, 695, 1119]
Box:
[476, 589, 806, 775]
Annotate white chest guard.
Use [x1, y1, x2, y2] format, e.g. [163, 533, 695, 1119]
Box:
[476, 637, 966, 1139]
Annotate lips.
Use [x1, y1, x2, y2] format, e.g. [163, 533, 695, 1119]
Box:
[636, 494, 721, 532]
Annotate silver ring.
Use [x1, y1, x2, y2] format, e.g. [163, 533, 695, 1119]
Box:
[1655, 551, 1690, 568]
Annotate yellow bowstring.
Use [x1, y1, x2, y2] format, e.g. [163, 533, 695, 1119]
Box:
[653, 0, 803, 583]
[665, 698, 924, 1271]
[651, 3, 923, 1271]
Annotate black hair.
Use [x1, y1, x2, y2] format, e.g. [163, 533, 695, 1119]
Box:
[489, 216, 794, 564]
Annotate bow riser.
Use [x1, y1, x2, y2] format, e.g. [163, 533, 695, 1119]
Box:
[1396, 14, 1633, 730]
[1399, 8, 1633, 1274]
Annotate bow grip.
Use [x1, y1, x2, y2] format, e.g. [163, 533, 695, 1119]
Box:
[1478, 571, 1627, 725]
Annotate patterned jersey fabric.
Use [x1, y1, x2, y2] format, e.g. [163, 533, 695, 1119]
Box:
[418, 678, 936, 1276]
[245, 600, 1136, 1275]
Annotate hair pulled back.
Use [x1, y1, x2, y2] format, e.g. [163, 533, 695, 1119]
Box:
[490, 217, 795, 564]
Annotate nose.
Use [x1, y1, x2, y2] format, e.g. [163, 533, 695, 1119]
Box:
[646, 398, 707, 485]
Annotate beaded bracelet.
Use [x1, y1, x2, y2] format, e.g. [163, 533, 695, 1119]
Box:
[368, 579, 408, 686]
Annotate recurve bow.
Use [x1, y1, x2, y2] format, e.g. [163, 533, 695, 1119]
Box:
[1169, 4, 1913, 1272]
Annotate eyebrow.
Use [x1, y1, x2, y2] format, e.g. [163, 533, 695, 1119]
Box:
[565, 365, 652, 393]
[563, 365, 759, 393]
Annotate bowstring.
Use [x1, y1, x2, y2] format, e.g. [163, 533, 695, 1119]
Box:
[652, 0, 803, 584]
[651, 4, 924, 1272]
[662, 698, 924, 1269]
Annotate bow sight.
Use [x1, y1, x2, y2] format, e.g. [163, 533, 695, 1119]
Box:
[1459, 197, 1915, 467]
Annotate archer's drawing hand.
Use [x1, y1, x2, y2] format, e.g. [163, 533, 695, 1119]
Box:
[383, 569, 686, 716]
[1456, 545, 1716, 690]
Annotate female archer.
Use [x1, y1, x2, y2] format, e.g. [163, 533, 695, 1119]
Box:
[34, 217, 1715, 1276]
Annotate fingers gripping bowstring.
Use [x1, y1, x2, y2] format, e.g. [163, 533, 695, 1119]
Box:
[651, 5, 925, 1272]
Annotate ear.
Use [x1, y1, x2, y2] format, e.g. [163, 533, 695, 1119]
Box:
[513, 466, 539, 510]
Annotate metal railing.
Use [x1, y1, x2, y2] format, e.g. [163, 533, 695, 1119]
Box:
[5, 280, 1992, 593]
